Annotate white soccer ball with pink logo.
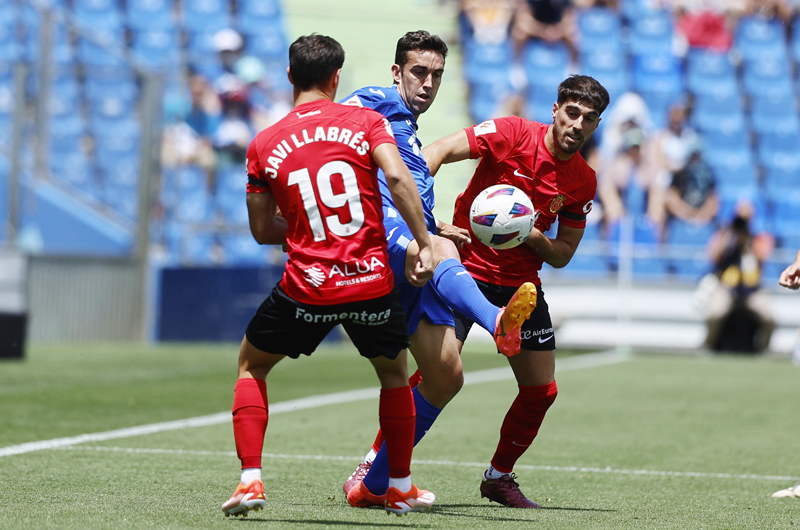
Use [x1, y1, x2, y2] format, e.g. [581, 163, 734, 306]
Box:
[469, 184, 536, 250]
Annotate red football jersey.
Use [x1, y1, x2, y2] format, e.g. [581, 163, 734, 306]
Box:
[246, 99, 397, 305]
[453, 116, 597, 287]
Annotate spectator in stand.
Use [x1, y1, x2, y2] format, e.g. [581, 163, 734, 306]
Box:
[596, 125, 661, 231]
[234, 56, 292, 132]
[460, 0, 519, 45]
[511, 0, 578, 62]
[704, 200, 775, 352]
[744, 0, 794, 25]
[662, 140, 719, 228]
[213, 82, 256, 171]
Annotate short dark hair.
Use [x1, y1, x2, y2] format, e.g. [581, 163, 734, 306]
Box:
[289, 34, 345, 91]
[394, 30, 448, 68]
[557, 75, 610, 115]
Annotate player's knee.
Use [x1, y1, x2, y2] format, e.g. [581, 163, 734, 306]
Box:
[432, 235, 460, 261]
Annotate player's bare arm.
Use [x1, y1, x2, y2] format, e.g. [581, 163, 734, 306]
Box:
[779, 248, 800, 290]
[422, 129, 471, 177]
[246, 191, 289, 245]
[373, 142, 435, 286]
[524, 223, 583, 269]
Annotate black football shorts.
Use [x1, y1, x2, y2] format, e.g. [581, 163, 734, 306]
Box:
[454, 280, 556, 352]
[246, 284, 410, 359]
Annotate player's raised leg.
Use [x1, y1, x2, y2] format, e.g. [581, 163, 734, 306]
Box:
[222, 337, 285, 517]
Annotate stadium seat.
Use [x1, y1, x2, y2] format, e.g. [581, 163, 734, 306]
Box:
[629, 9, 674, 56]
[54, 152, 97, 194]
[637, 90, 680, 129]
[85, 70, 138, 102]
[77, 35, 126, 68]
[685, 49, 738, 98]
[691, 92, 746, 135]
[631, 54, 683, 98]
[579, 49, 629, 102]
[186, 31, 225, 80]
[520, 40, 569, 92]
[235, 0, 282, 36]
[126, 0, 176, 30]
[669, 253, 710, 282]
[717, 189, 768, 233]
[708, 156, 758, 194]
[749, 94, 800, 136]
[735, 15, 788, 63]
[666, 218, 716, 247]
[763, 165, 800, 196]
[524, 85, 558, 124]
[244, 25, 288, 61]
[181, 0, 232, 33]
[632, 256, 670, 280]
[74, 0, 124, 33]
[462, 38, 513, 87]
[175, 189, 213, 223]
[741, 57, 794, 99]
[220, 233, 266, 265]
[469, 80, 513, 124]
[756, 131, 800, 171]
[700, 129, 750, 167]
[769, 189, 800, 244]
[131, 29, 182, 70]
[577, 7, 622, 54]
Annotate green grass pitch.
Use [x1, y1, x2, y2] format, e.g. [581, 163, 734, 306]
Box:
[1, 342, 799, 529]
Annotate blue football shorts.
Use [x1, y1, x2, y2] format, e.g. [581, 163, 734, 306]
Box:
[383, 206, 455, 336]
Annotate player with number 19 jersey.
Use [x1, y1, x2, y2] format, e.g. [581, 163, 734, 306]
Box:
[246, 99, 398, 305]
[453, 116, 597, 287]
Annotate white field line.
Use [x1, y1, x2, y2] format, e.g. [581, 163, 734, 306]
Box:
[0, 350, 627, 458]
[58, 445, 796, 483]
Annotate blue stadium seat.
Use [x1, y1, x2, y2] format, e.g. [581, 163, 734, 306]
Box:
[633, 256, 670, 280]
[770, 189, 800, 244]
[692, 92, 746, 134]
[85, 70, 138, 102]
[763, 166, 800, 196]
[126, 0, 176, 30]
[50, 114, 85, 156]
[186, 31, 225, 80]
[666, 218, 716, 247]
[669, 253, 710, 282]
[749, 94, 800, 136]
[469, 80, 513, 123]
[182, 0, 231, 33]
[756, 131, 800, 171]
[74, 0, 124, 33]
[220, 233, 266, 265]
[708, 155, 758, 194]
[24, 22, 74, 65]
[629, 9, 674, 56]
[700, 129, 750, 167]
[182, 232, 218, 265]
[54, 152, 97, 194]
[244, 25, 288, 61]
[175, 189, 213, 223]
[631, 54, 683, 97]
[637, 90, 681, 129]
[579, 49, 628, 102]
[103, 185, 139, 220]
[577, 7, 622, 54]
[524, 85, 558, 124]
[235, 0, 282, 36]
[685, 49, 738, 98]
[131, 29, 182, 70]
[462, 38, 513, 87]
[520, 40, 569, 92]
[77, 35, 126, 68]
[735, 15, 788, 63]
[741, 57, 794, 99]
[717, 189, 768, 233]
[0, 12, 21, 62]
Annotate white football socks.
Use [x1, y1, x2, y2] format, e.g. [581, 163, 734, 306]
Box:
[241, 468, 262, 485]
[485, 465, 509, 480]
[388, 474, 412, 493]
[364, 448, 378, 463]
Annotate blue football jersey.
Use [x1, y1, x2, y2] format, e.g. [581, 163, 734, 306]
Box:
[340, 86, 437, 233]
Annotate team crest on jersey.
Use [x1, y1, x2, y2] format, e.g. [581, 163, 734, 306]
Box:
[549, 194, 566, 214]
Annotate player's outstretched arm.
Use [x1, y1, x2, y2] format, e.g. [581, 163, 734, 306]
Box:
[779, 248, 800, 290]
[525, 223, 583, 269]
[373, 142, 435, 287]
[246, 191, 288, 245]
[422, 129, 471, 177]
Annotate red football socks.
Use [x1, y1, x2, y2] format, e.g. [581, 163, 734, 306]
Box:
[371, 370, 423, 453]
[232, 378, 268, 469]
[490, 381, 558, 474]
[378, 385, 415, 479]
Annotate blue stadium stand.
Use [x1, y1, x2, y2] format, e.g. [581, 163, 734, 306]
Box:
[520, 40, 570, 93]
[756, 131, 800, 174]
[700, 129, 750, 168]
[579, 48, 629, 103]
[245, 26, 288, 61]
[235, 0, 282, 36]
[73, 0, 125, 32]
[707, 157, 758, 196]
[186, 30, 225, 80]
[131, 28, 182, 70]
[576, 6, 623, 54]
[735, 15, 788, 63]
[692, 92, 747, 135]
[629, 9, 674, 56]
[749, 93, 800, 136]
[631, 53, 683, 97]
[126, 0, 176, 31]
[220, 233, 266, 265]
[182, 0, 232, 34]
[770, 189, 800, 249]
[741, 56, 794, 99]
[666, 218, 716, 247]
[685, 49, 738, 98]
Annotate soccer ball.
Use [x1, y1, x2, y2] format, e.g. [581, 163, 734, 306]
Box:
[469, 184, 536, 250]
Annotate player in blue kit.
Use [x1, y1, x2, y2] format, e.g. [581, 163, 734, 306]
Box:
[338, 30, 537, 508]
